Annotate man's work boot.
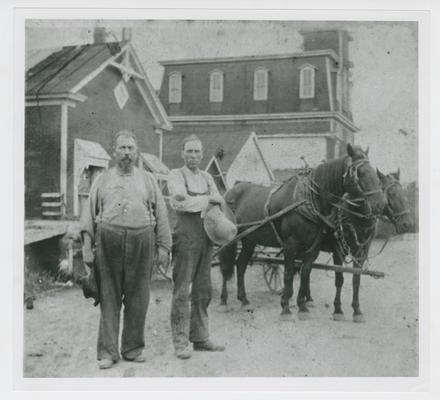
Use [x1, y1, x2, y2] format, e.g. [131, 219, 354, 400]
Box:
[175, 345, 192, 360]
[193, 340, 225, 352]
[98, 358, 115, 369]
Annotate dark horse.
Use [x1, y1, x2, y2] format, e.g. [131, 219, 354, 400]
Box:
[219, 144, 386, 318]
[300, 169, 413, 322]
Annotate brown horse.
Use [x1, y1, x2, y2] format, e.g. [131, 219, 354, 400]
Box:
[290, 169, 413, 322]
[219, 144, 386, 318]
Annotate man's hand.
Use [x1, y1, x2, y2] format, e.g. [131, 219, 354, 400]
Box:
[208, 194, 224, 206]
[156, 247, 169, 269]
[82, 245, 95, 268]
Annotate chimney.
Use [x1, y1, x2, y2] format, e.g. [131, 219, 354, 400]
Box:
[122, 27, 132, 42]
[93, 27, 108, 44]
[299, 29, 353, 67]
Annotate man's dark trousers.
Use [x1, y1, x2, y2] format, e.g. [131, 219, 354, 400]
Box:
[95, 222, 155, 361]
[171, 212, 213, 350]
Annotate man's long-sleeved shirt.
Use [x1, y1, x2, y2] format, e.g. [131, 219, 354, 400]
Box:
[80, 166, 172, 251]
[167, 166, 220, 214]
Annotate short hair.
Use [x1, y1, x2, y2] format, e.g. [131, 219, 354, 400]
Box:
[112, 130, 138, 149]
[182, 134, 202, 150]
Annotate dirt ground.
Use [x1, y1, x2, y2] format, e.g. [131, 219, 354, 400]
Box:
[23, 237, 418, 378]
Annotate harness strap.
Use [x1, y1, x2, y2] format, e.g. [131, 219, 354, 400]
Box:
[264, 187, 284, 247]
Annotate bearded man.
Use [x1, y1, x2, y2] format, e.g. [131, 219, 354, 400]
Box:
[81, 130, 171, 369]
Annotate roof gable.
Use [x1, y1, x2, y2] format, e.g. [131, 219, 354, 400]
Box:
[25, 41, 172, 130]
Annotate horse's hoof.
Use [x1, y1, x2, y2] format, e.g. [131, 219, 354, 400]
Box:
[217, 304, 230, 313]
[298, 311, 310, 321]
[353, 313, 366, 323]
[280, 312, 294, 321]
[332, 312, 345, 322]
[306, 300, 315, 308]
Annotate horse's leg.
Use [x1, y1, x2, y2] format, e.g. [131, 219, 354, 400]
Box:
[297, 252, 318, 320]
[305, 271, 315, 308]
[352, 257, 366, 323]
[236, 240, 256, 310]
[218, 241, 238, 312]
[332, 252, 345, 321]
[280, 251, 296, 316]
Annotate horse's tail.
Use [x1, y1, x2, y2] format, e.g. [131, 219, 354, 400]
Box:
[219, 241, 238, 281]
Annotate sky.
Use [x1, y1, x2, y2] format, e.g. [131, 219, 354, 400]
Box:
[25, 20, 418, 183]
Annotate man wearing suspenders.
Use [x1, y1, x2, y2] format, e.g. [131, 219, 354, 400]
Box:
[167, 135, 226, 360]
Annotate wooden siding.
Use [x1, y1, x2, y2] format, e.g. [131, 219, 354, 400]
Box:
[160, 56, 332, 116]
[66, 68, 160, 215]
[25, 106, 61, 218]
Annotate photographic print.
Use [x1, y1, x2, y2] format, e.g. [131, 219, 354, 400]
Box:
[21, 16, 420, 382]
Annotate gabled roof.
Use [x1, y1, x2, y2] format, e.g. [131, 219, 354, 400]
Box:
[162, 130, 253, 172]
[26, 42, 126, 95]
[25, 41, 172, 130]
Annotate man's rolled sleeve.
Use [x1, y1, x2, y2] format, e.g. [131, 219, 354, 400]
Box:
[167, 169, 210, 213]
[79, 175, 102, 242]
[149, 174, 172, 252]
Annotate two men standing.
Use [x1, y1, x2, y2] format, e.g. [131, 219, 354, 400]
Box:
[81, 131, 224, 368]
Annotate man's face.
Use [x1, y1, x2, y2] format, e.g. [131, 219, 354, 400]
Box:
[182, 140, 203, 170]
[114, 135, 138, 172]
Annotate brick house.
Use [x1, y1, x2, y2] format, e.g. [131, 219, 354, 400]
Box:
[158, 29, 358, 175]
[25, 39, 172, 219]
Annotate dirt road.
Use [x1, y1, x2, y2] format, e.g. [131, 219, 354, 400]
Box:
[23, 237, 418, 377]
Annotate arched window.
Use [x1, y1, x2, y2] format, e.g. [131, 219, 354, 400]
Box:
[209, 70, 223, 102]
[169, 72, 182, 103]
[254, 68, 268, 100]
[299, 64, 316, 99]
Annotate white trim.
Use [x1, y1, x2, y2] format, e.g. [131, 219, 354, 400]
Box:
[26, 93, 87, 102]
[337, 31, 344, 112]
[134, 79, 166, 129]
[155, 128, 163, 162]
[253, 68, 268, 101]
[257, 132, 334, 139]
[127, 44, 173, 130]
[204, 156, 228, 190]
[250, 132, 275, 181]
[160, 50, 339, 65]
[299, 65, 315, 99]
[60, 103, 68, 213]
[168, 71, 182, 104]
[209, 70, 223, 103]
[109, 61, 145, 80]
[169, 111, 358, 132]
[326, 58, 334, 112]
[26, 100, 76, 107]
[69, 43, 130, 93]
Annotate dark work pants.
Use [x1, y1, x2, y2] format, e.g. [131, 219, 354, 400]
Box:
[171, 212, 213, 350]
[95, 222, 155, 361]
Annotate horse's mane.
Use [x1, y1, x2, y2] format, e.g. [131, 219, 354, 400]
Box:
[313, 156, 348, 198]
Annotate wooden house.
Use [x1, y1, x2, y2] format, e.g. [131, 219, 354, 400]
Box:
[25, 40, 172, 219]
[158, 29, 358, 174]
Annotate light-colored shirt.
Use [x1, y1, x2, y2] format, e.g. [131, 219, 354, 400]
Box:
[80, 166, 171, 251]
[167, 166, 220, 214]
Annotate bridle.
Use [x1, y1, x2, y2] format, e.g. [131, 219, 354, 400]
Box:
[382, 178, 411, 225]
[343, 157, 383, 199]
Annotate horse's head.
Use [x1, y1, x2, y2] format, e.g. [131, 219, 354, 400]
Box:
[343, 143, 386, 215]
[377, 169, 413, 233]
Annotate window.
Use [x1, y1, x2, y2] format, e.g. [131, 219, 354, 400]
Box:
[299, 65, 316, 99]
[209, 70, 223, 102]
[169, 72, 182, 103]
[254, 68, 268, 100]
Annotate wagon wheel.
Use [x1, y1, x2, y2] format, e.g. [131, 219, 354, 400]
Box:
[263, 263, 284, 295]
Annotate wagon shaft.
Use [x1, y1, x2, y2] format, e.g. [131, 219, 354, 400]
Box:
[249, 256, 385, 278]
